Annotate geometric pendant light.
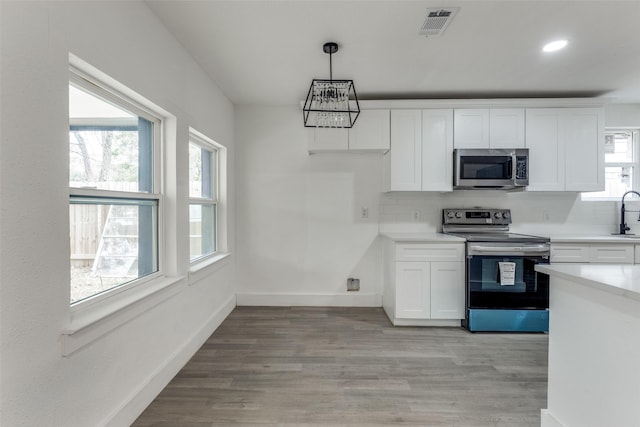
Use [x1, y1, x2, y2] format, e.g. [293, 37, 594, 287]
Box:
[303, 42, 360, 128]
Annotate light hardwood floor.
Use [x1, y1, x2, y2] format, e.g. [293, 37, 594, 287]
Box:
[133, 307, 547, 427]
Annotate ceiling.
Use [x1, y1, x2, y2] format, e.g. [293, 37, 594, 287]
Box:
[146, 0, 640, 106]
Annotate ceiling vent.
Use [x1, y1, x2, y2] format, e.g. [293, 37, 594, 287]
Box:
[419, 7, 459, 37]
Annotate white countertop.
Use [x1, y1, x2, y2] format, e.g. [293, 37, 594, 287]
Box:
[380, 232, 465, 243]
[536, 263, 640, 302]
[550, 234, 640, 243]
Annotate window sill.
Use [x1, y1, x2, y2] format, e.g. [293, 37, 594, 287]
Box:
[62, 275, 186, 356]
[581, 197, 618, 202]
[189, 252, 232, 286]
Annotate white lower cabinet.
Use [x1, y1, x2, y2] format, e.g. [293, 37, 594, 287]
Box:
[384, 240, 464, 326]
[396, 261, 430, 319]
[395, 261, 463, 320]
[551, 243, 635, 264]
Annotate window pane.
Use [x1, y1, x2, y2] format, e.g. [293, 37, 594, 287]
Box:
[604, 132, 633, 163]
[69, 198, 158, 304]
[189, 204, 216, 260]
[189, 143, 202, 198]
[69, 84, 153, 192]
[583, 166, 633, 198]
[189, 143, 216, 199]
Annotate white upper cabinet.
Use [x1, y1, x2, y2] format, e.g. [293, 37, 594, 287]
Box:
[307, 109, 390, 154]
[421, 109, 454, 191]
[453, 109, 490, 148]
[489, 108, 526, 148]
[526, 108, 565, 191]
[385, 110, 422, 191]
[349, 109, 390, 152]
[384, 109, 454, 192]
[563, 108, 604, 192]
[526, 107, 604, 192]
[453, 108, 525, 149]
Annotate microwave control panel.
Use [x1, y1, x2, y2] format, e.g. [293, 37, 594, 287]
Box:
[515, 156, 528, 180]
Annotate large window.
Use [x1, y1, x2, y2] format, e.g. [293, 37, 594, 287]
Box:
[583, 130, 639, 199]
[69, 70, 161, 304]
[189, 131, 219, 262]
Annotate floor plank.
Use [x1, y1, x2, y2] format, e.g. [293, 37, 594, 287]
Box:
[133, 307, 547, 426]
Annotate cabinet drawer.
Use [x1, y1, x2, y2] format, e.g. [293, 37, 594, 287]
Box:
[589, 245, 634, 264]
[396, 244, 463, 262]
[551, 244, 589, 263]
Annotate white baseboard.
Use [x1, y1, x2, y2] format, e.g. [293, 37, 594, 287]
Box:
[541, 409, 564, 427]
[101, 293, 236, 427]
[236, 292, 382, 307]
[392, 318, 462, 327]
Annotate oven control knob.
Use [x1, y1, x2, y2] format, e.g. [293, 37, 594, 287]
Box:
[502, 212, 510, 219]
[446, 211, 455, 219]
[455, 212, 462, 219]
[494, 212, 502, 219]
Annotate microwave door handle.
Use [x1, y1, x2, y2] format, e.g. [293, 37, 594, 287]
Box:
[511, 153, 517, 180]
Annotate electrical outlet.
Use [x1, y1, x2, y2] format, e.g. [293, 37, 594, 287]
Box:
[347, 278, 360, 291]
[412, 210, 420, 222]
[361, 207, 369, 219]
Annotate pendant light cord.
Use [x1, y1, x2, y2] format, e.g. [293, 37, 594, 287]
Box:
[329, 50, 333, 81]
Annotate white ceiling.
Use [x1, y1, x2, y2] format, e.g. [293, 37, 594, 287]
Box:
[146, 0, 640, 106]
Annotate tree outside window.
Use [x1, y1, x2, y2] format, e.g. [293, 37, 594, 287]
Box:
[69, 75, 160, 304]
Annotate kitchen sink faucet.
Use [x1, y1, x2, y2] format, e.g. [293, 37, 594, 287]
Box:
[619, 190, 640, 235]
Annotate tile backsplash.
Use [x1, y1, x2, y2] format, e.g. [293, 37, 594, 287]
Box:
[380, 191, 638, 237]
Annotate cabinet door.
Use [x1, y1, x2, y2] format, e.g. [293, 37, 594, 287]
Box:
[489, 108, 525, 148]
[421, 109, 454, 191]
[589, 245, 634, 264]
[564, 108, 604, 192]
[308, 128, 349, 153]
[430, 261, 464, 319]
[525, 108, 565, 191]
[349, 109, 390, 152]
[388, 110, 422, 191]
[550, 244, 589, 263]
[396, 243, 463, 262]
[454, 109, 489, 148]
[396, 261, 430, 319]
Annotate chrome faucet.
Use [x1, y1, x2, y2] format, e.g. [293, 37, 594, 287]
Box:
[619, 190, 640, 234]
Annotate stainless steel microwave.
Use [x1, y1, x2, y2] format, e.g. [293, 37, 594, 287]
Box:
[453, 148, 529, 190]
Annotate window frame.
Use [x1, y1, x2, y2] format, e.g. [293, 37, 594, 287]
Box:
[69, 66, 165, 307]
[582, 129, 640, 201]
[188, 129, 221, 263]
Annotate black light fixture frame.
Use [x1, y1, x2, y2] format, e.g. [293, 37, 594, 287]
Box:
[303, 42, 360, 128]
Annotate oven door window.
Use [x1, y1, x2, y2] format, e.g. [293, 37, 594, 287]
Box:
[460, 156, 512, 180]
[467, 255, 549, 309]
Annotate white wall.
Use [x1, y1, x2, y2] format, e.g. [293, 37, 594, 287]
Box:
[1, 2, 235, 426]
[235, 104, 640, 308]
[235, 106, 382, 306]
[379, 191, 628, 235]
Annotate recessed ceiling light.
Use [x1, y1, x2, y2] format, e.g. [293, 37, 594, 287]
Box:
[543, 40, 568, 53]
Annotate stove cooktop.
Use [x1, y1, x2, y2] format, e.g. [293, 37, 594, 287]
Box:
[442, 208, 549, 243]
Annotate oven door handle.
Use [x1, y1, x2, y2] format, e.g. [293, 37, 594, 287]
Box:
[468, 243, 550, 256]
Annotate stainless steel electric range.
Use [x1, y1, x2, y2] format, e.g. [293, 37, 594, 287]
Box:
[442, 208, 550, 332]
